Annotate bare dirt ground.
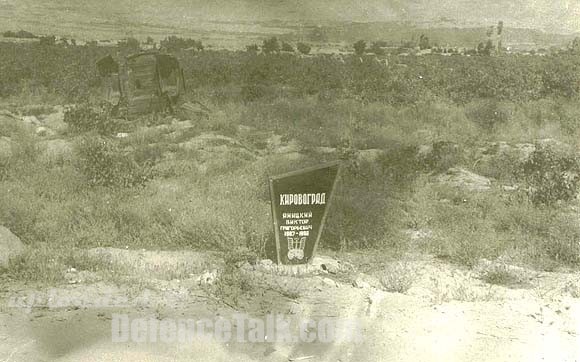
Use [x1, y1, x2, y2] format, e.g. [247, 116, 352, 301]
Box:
[2, 249, 580, 362]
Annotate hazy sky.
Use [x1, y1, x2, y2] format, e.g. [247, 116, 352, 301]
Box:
[1, 0, 579, 34]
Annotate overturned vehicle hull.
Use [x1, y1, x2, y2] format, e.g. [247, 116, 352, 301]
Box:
[97, 52, 186, 118]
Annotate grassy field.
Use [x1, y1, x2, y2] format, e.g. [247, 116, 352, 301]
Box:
[2, 41, 580, 285]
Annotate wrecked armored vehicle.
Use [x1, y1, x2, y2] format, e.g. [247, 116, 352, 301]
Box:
[97, 52, 186, 118]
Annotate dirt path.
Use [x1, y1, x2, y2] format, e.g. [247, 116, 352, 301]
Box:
[2, 252, 580, 361]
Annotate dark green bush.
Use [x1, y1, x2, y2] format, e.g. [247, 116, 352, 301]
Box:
[241, 83, 270, 102]
[75, 135, 152, 187]
[421, 141, 462, 173]
[64, 103, 121, 135]
[161, 36, 203, 52]
[296, 42, 311, 55]
[262, 37, 280, 54]
[522, 142, 580, 205]
[377, 145, 421, 186]
[465, 99, 514, 131]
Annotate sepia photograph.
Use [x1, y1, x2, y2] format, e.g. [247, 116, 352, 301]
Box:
[1, 0, 580, 361]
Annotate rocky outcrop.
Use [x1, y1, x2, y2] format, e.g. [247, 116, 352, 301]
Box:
[35, 126, 56, 137]
[178, 133, 257, 160]
[43, 106, 66, 132]
[437, 167, 492, 191]
[478, 141, 535, 163]
[356, 149, 386, 164]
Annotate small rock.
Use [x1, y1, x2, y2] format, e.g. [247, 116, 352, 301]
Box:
[63, 269, 99, 285]
[437, 167, 491, 192]
[64, 271, 81, 284]
[237, 125, 255, 133]
[21, 115, 40, 126]
[272, 152, 304, 162]
[172, 119, 194, 130]
[501, 185, 519, 192]
[274, 137, 301, 154]
[35, 126, 55, 137]
[312, 256, 342, 274]
[115, 132, 129, 138]
[494, 141, 535, 163]
[320, 277, 338, 288]
[151, 124, 171, 132]
[197, 270, 218, 285]
[315, 146, 337, 155]
[266, 134, 284, 149]
[356, 149, 386, 164]
[178, 133, 255, 159]
[354, 278, 371, 289]
[258, 259, 274, 268]
[273, 142, 301, 154]
[404, 229, 433, 241]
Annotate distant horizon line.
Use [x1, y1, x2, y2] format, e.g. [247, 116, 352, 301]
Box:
[2, 19, 579, 37]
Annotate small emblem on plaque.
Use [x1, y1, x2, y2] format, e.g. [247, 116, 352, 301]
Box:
[287, 237, 306, 260]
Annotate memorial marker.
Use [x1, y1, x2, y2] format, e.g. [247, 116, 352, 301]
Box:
[268, 161, 340, 265]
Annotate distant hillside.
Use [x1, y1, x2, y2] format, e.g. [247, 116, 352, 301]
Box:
[0, 0, 578, 50]
[290, 22, 579, 50]
[3, 0, 580, 31]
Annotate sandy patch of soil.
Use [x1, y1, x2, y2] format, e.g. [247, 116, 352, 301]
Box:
[2, 249, 580, 361]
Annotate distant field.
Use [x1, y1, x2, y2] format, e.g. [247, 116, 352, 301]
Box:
[0, 0, 295, 49]
[1, 0, 577, 50]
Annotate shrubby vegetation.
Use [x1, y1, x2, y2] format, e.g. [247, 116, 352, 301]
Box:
[74, 135, 152, 188]
[64, 103, 122, 135]
[160, 36, 204, 52]
[522, 142, 580, 205]
[261, 37, 280, 54]
[179, 50, 580, 105]
[353, 40, 366, 55]
[296, 42, 311, 55]
[2, 41, 580, 105]
[2, 30, 37, 39]
[2, 40, 580, 273]
[0, 42, 108, 100]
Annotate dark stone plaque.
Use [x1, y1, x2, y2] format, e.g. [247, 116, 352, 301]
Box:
[268, 161, 340, 265]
